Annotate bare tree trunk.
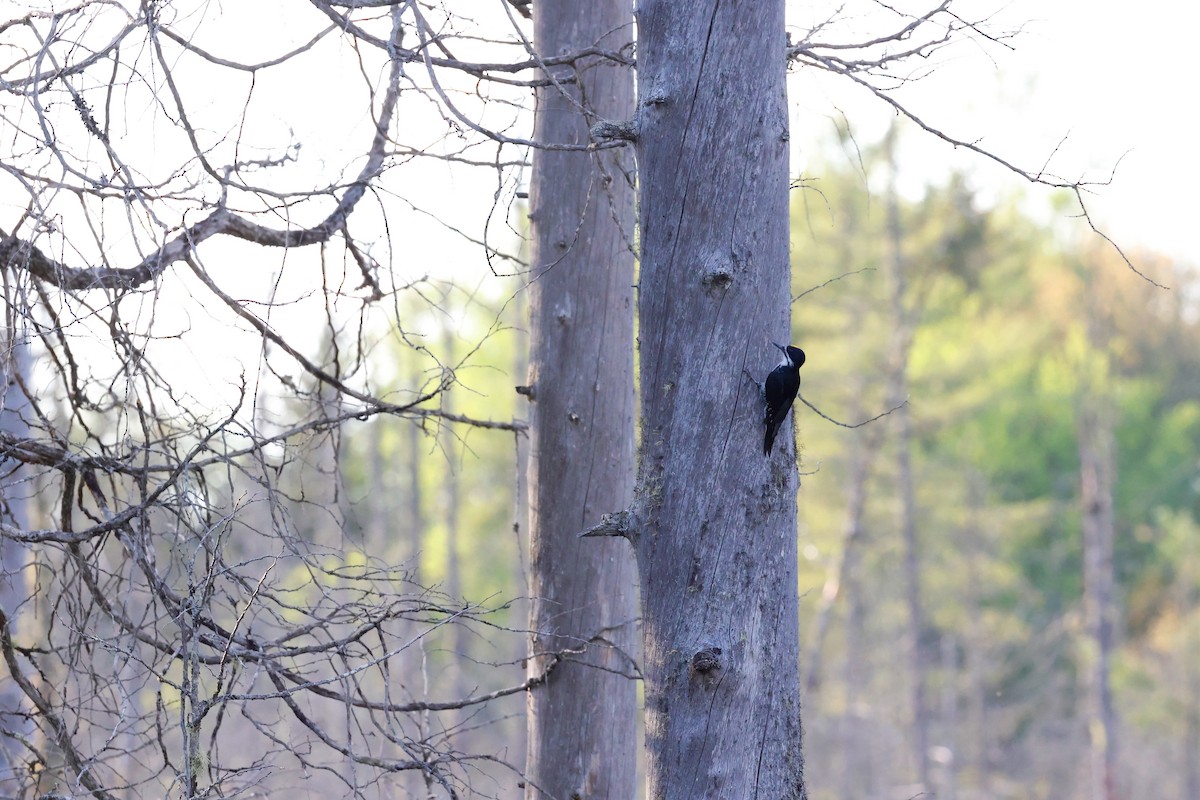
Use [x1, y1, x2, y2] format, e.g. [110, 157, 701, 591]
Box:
[1185, 633, 1200, 800]
[510, 286, 532, 781]
[885, 127, 930, 793]
[524, 0, 638, 796]
[842, 496, 871, 800]
[1078, 401, 1118, 800]
[964, 477, 994, 797]
[0, 327, 32, 797]
[937, 631, 959, 800]
[440, 326, 467, 705]
[631, 1, 804, 796]
[1074, 273, 1120, 800]
[406, 406, 426, 580]
[406, 391, 432, 800]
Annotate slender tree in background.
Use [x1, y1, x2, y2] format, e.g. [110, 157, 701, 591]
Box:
[523, 1, 638, 796]
[1077, 276, 1119, 800]
[1185, 587, 1200, 800]
[0, 330, 32, 796]
[884, 127, 931, 794]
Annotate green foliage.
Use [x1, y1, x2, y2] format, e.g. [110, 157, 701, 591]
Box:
[792, 141, 1200, 797]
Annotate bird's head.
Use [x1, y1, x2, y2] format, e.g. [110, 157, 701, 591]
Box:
[773, 342, 806, 369]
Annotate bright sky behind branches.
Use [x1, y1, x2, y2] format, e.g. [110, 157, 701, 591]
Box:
[2, 0, 1192, 417]
[789, 0, 1197, 272]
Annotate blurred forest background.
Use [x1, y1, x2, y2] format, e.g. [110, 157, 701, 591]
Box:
[790, 138, 1200, 799]
[254, 145, 1200, 799]
[13, 138, 1194, 799]
[2, 2, 1199, 799]
[335, 148, 1200, 799]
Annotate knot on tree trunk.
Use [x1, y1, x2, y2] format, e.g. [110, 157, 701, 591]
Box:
[577, 508, 637, 543]
[590, 119, 639, 143]
[690, 646, 722, 674]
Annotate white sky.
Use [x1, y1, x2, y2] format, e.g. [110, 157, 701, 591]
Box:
[6, 0, 1193, 272]
[789, 0, 1198, 268]
[152, 0, 1200, 277]
[1005, 0, 1198, 265]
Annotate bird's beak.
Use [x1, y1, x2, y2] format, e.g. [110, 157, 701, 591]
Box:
[772, 342, 787, 354]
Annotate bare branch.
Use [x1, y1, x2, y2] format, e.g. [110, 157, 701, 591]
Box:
[799, 392, 909, 429]
[578, 509, 636, 541]
[793, 267, 876, 302]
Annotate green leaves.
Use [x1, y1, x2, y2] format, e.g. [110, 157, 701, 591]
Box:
[792, 149, 1200, 793]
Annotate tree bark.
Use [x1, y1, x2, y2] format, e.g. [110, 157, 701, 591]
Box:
[1075, 273, 1119, 800]
[405, 368, 430, 800]
[1078, 401, 1118, 800]
[964, 476, 994, 797]
[1185, 635, 1200, 800]
[633, 2, 804, 797]
[936, 631, 959, 800]
[842, 572, 869, 800]
[524, 0, 638, 796]
[0, 328, 32, 798]
[440, 326, 468, 706]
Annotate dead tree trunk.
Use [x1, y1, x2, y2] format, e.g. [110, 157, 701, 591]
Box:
[524, 1, 638, 796]
[1077, 275, 1119, 800]
[0, 327, 32, 798]
[629, 1, 805, 796]
[1186, 642, 1200, 800]
[1078, 401, 1118, 800]
[965, 475, 995, 797]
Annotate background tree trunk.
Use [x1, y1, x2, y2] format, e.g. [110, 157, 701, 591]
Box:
[1186, 639, 1200, 800]
[524, 1, 638, 796]
[0, 328, 32, 797]
[964, 477, 995, 799]
[633, 1, 804, 797]
[885, 126, 931, 794]
[1077, 276, 1119, 800]
[1079, 402, 1118, 800]
[440, 325, 468, 707]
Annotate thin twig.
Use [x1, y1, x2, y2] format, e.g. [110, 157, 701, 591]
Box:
[800, 393, 908, 429]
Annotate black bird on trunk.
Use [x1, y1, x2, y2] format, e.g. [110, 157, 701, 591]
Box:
[761, 343, 805, 456]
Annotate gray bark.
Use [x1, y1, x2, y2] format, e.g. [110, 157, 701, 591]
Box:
[0, 328, 33, 797]
[633, 1, 804, 797]
[1186, 642, 1200, 800]
[406, 381, 431, 800]
[842, 577, 869, 800]
[936, 632, 959, 800]
[964, 478, 994, 796]
[1079, 402, 1118, 800]
[523, 0, 638, 796]
[440, 327, 467, 706]
[1077, 281, 1119, 800]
